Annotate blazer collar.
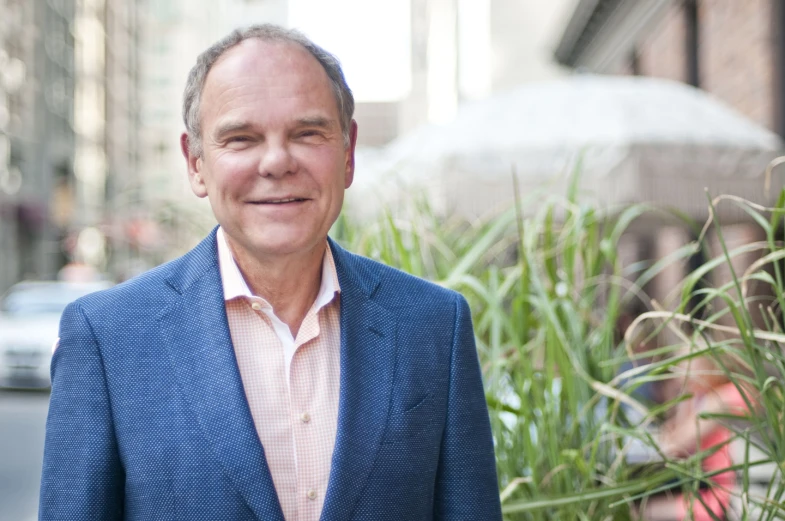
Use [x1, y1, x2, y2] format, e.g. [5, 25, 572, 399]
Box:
[321, 239, 398, 521]
[326, 237, 381, 299]
[158, 227, 285, 521]
[162, 229, 369, 300]
[161, 226, 221, 296]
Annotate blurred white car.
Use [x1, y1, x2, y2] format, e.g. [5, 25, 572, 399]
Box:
[0, 280, 111, 389]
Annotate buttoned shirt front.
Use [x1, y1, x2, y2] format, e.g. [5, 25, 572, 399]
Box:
[217, 227, 341, 521]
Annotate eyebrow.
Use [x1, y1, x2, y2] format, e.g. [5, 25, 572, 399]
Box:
[294, 116, 336, 130]
[212, 121, 254, 141]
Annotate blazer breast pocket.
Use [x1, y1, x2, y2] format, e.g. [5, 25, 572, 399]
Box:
[382, 392, 437, 443]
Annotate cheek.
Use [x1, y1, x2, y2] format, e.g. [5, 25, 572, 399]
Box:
[209, 155, 259, 189]
[294, 146, 346, 175]
[213, 146, 261, 169]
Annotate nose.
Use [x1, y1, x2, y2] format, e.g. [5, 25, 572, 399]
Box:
[257, 139, 296, 178]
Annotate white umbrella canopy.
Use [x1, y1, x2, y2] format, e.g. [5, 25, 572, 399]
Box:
[349, 75, 783, 222]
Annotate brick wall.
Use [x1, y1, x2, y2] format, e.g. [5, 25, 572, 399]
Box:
[638, 2, 687, 83]
[634, 0, 777, 131]
[699, 0, 776, 130]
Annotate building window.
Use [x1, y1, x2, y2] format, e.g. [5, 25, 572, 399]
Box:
[775, 0, 785, 136]
[685, 0, 700, 87]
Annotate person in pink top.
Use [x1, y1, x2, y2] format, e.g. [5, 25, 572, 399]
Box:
[638, 352, 754, 521]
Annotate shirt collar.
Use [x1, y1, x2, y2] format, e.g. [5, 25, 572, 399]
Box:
[216, 226, 341, 306]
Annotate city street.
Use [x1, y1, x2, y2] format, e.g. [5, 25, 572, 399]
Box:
[0, 390, 49, 521]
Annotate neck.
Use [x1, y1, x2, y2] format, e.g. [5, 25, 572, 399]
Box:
[227, 238, 326, 338]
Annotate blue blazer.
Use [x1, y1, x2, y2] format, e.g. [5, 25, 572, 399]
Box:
[40, 229, 502, 520]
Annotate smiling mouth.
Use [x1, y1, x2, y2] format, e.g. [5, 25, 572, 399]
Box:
[251, 197, 309, 204]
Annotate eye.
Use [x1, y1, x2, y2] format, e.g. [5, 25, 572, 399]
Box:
[224, 135, 254, 148]
[296, 130, 328, 143]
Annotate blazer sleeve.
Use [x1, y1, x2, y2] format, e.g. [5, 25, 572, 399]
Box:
[39, 301, 125, 520]
[433, 294, 502, 520]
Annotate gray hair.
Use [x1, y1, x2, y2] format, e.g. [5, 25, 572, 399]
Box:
[182, 24, 355, 156]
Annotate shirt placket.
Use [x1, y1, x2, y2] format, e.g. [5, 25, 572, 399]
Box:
[246, 297, 298, 521]
[290, 309, 323, 521]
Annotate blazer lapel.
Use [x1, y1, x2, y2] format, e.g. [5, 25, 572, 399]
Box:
[321, 241, 398, 521]
[157, 231, 285, 521]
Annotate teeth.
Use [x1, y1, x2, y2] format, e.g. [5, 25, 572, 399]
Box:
[265, 198, 300, 203]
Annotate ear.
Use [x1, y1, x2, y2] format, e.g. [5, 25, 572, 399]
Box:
[344, 120, 358, 189]
[181, 132, 208, 198]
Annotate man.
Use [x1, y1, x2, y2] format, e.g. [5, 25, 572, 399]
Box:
[40, 25, 501, 521]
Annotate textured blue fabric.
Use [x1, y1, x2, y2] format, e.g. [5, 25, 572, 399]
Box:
[39, 228, 502, 520]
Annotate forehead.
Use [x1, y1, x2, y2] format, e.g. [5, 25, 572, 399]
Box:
[200, 39, 338, 122]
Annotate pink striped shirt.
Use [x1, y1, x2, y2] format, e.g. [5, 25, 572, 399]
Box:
[217, 228, 341, 521]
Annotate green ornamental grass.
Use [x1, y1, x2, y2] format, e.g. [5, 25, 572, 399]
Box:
[334, 164, 785, 520]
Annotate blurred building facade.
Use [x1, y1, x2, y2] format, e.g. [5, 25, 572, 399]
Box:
[355, 0, 572, 148]
[556, 0, 784, 136]
[556, 0, 783, 321]
[0, 0, 77, 293]
[0, 0, 144, 293]
[76, 0, 142, 279]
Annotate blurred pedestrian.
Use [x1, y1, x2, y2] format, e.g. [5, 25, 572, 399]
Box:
[38, 24, 501, 521]
[638, 348, 754, 521]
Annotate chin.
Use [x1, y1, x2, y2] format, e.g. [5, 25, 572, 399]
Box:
[250, 234, 323, 258]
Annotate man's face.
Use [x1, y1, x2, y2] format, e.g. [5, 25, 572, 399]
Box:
[183, 39, 357, 262]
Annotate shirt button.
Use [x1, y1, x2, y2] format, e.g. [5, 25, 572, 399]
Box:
[307, 489, 317, 500]
[251, 302, 262, 311]
[300, 412, 311, 423]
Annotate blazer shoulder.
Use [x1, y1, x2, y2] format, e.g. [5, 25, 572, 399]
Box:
[71, 261, 176, 317]
[73, 228, 219, 318]
[341, 249, 462, 309]
[75, 244, 215, 320]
